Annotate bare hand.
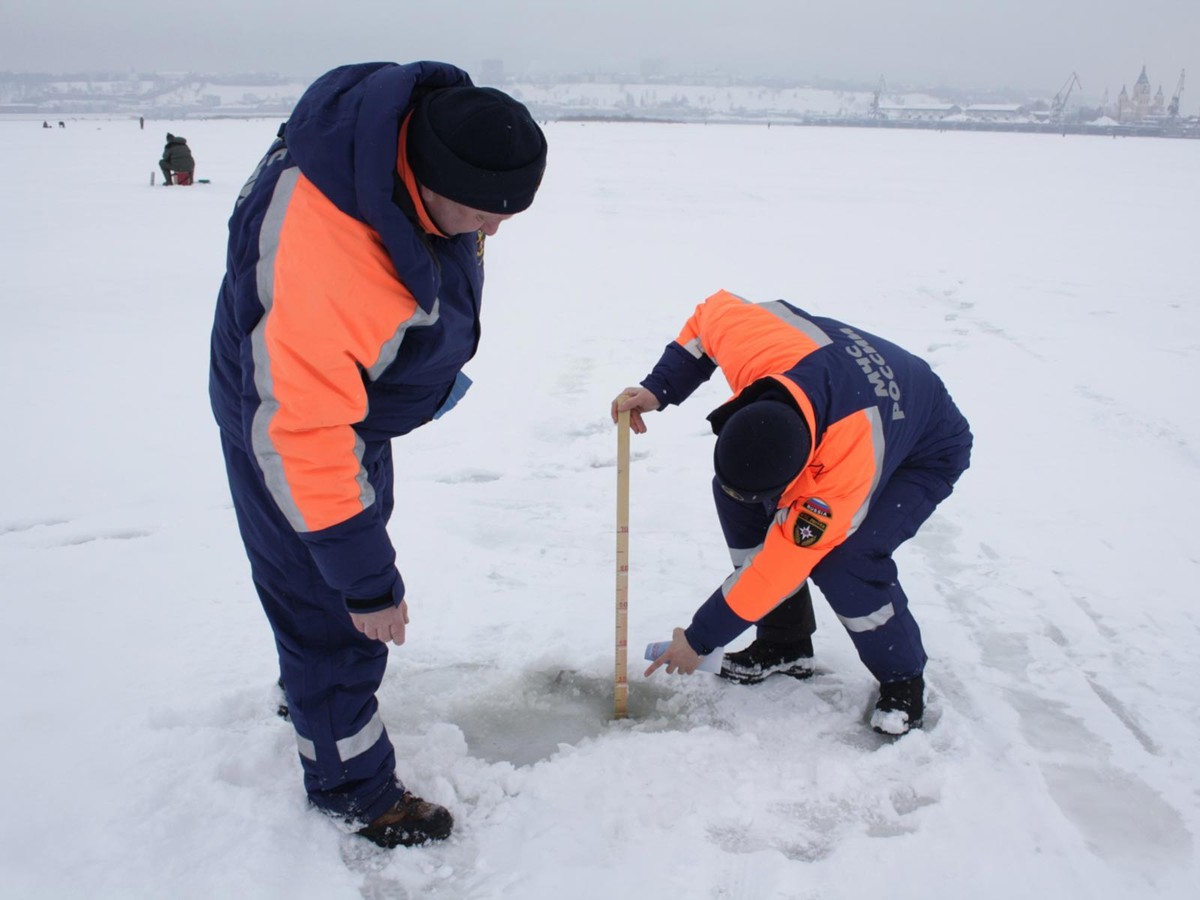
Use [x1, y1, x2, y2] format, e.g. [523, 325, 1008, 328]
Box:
[611, 386, 660, 435]
[350, 600, 410, 646]
[644, 627, 701, 676]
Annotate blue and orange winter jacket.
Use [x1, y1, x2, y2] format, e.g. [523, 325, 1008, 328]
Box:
[209, 62, 483, 611]
[640, 290, 968, 653]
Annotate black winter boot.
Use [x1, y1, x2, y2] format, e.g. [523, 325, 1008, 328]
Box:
[719, 637, 815, 685]
[870, 674, 925, 735]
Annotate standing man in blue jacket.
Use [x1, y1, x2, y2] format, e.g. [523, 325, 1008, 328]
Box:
[209, 62, 546, 848]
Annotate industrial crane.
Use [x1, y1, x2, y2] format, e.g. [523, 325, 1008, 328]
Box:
[1167, 69, 1185, 118]
[1050, 72, 1082, 122]
[870, 75, 888, 118]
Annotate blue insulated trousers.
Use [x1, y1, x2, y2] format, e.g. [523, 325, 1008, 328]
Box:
[219, 432, 404, 823]
[810, 398, 971, 682]
[807, 470, 938, 683]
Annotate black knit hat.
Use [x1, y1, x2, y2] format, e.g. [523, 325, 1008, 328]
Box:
[713, 401, 811, 502]
[407, 86, 547, 214]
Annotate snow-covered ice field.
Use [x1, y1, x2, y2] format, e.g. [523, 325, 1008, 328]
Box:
[1, 115, 1197, 898]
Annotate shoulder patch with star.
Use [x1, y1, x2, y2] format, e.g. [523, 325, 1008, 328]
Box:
[792, 497, 832, 547]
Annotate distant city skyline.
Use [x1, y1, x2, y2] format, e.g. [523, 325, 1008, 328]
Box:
[2, 1, 1196, 106]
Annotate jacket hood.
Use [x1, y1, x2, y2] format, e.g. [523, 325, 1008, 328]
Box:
[284, 61, 473, 311]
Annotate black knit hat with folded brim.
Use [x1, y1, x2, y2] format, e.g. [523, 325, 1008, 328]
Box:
[406, 86, 547, 214]
[714, 401, 811, 501]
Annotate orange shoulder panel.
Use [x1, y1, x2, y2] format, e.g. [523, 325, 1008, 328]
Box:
[263, 174, 423, 531]
[677, 290, 825, 395]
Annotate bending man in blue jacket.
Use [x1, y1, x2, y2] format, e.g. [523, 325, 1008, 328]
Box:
[209, 62, 546, 847]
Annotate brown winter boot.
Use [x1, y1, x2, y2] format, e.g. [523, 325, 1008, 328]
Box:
[357, 792, 453, 848]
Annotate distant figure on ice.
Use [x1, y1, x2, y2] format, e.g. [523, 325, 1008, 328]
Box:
[57, 121, 64, 128]
[612, 290, 973, 736]
[159, 132, 195, 185]
[208, 62, 546, 849]
[42, 120, 50, 129]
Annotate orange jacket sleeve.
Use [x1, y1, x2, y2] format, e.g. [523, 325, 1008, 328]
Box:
[255, 173, 430, 533]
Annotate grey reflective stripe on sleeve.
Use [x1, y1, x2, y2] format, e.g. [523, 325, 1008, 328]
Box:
[336, 712, 385, 763]
[248, 167, 317, 532]
[837, 603, 896, 633]
[365, 298, 440, 381]
[680, 336, 706, 359]
[761, 301, 834, 347]
[720, 549, 760, 596]
[728, 545, 759, 568]
[720, 571, 739, 597]
[295, 732, 316, 761]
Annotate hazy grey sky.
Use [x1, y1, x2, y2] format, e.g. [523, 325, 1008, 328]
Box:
[4, 0, 1197, 101]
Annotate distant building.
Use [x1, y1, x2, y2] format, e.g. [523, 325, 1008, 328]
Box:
[877, 103, 961, 121]
[1116, 65, 1166, 123]
[963, 103, 1027, 122]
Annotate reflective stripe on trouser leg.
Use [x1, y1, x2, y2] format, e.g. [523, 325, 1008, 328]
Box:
[293, 712, 386, 763]
[219, 432, 403, 823]
[809, 470, 948, 682]
[275, 629, 399, 823]
[810, 546, 924, 682]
